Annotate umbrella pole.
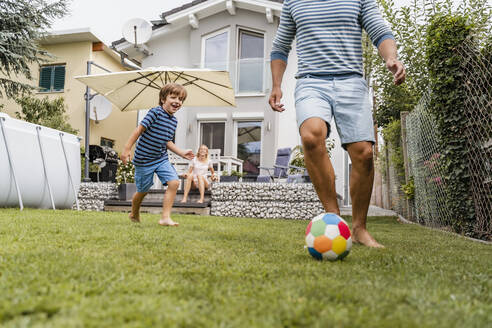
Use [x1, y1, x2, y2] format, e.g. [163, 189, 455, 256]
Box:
[83, 61, 92, 182]
[83, 61, 112, 182]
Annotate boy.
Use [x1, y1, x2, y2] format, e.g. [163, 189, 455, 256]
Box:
[121, 83, 194, 226]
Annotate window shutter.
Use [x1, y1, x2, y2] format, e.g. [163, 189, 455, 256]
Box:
[53, 66, 65, 91]
[39, 66, 52, 91]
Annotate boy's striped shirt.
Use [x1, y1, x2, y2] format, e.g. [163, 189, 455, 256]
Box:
[271, 0, 394, 77]
[133, 106, 177, 166]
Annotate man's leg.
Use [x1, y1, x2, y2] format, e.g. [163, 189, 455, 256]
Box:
[300, 118, 339, 214]
[346, 141, 383, 248]
[159, 179, 179, 226]
[130, 191, 147, 222]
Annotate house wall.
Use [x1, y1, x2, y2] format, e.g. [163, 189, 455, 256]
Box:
[0, 41, 137, 154]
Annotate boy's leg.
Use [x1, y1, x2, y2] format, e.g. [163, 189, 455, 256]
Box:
[131, 164, 155, 223]
[130, 191, 148, 222]
[160, 179, 179, 226]
[346, 142, 383, 248]
[180, 174, 193, 203]
[299, 117, 339, 214]
[197, 175, 205, 203]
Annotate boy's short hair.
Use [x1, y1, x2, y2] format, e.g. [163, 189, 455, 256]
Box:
[159, 83, 187, 106]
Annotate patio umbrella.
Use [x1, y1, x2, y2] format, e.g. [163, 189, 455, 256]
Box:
[74, 66, 236, 111]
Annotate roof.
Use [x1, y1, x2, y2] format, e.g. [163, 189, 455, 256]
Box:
[41, 28, 140, 69]
[111, 0, 283, 48]
[160, 0, 282, 18]
[40, 28, 102, 45]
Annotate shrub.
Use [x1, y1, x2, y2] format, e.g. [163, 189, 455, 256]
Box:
[426, 14, 475, 234]
[15, 96, 78, 134]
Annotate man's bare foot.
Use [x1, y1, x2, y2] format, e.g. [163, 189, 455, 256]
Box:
[129, 213, 140, 223]
[180, 199, 187, 203]
[158, 218, 179, 226]
[352, 227, 384, 248]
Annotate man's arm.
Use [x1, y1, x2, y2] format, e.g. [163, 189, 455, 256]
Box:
[269, 59, 287, 112]
[120, 125, 145, 164]
[167, 141, 194, 160]
[378, 38, 406, 85]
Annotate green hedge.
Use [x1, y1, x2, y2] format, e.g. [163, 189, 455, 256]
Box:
[425, 14, 475, 235]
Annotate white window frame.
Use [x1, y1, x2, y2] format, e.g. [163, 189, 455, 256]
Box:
[233, 119, 264, 171]
[201, 27, 231, 71]
[197, 120, 227, 155]
[235, 27, 266, 96]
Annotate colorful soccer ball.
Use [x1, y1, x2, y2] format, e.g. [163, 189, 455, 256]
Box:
[305, 213, 352, 261]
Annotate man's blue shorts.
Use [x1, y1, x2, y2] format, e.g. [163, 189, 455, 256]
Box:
[294, 75, 376, 149]
[134, 159, 179, 193]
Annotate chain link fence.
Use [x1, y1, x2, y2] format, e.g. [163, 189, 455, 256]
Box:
[402, 38, 492, 240]
[456, 39, 492, 239]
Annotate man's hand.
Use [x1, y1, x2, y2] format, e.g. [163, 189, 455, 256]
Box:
[386, 58, 406, 85]
[120, 149, 131, 165]
[269, 87, 285, 112]
[182, 149, 194, 160]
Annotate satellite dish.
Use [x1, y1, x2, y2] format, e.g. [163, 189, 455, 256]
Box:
[90, 94, 112, 123]
[122, 18, 152, 46]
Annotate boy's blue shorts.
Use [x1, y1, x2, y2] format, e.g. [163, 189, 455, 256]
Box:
[134, 160, 179, 193]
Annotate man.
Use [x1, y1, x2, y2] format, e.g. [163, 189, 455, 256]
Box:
[269, 0, 405, 247]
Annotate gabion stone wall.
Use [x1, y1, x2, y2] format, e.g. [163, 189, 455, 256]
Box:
[211, 183, 325, 220]
[74, 182, 118, 211]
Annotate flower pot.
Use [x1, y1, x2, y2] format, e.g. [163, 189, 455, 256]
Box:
[118, 183, 136, 200]
[220, 175, 239, 182]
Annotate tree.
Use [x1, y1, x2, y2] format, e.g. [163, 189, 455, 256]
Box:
[365, 0, 492, 129]
[0, 0, 68, 98]
[15, 95, 78, 134]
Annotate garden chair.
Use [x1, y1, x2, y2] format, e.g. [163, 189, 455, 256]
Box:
[258, 148, 306, 182]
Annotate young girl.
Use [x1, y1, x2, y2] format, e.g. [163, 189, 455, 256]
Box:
[180, 145, 216, 203]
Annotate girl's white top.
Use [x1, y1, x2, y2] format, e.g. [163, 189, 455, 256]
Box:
[190, 157, 211, 176]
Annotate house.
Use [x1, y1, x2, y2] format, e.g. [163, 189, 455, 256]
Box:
[112, 0, 356, 205]
[1, 28, 140, 155]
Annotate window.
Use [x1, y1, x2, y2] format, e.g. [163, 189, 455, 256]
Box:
[237, 121, 262, 175]
[202, 29, 229, 71]
[200, 122, 225, 155]
[100, 137, 114, 149]
[39, 65, 65, 92]
[237, 30, 264, 93]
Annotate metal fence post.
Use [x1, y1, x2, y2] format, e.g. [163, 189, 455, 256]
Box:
[0, 117, 24, 210]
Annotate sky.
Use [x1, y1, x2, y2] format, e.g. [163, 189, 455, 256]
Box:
[50, 0, 420, 45]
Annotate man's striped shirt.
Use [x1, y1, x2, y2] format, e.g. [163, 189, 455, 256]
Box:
[133, 106, 177, 166]
[271, 0, 395, 77]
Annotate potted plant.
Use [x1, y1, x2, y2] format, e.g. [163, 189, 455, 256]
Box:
[116, 160, 136, 200]
[220, 170, 245, 182]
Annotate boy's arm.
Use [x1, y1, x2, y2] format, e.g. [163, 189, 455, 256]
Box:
[121, 125, 145, 164]
[167, 141, 194, 160]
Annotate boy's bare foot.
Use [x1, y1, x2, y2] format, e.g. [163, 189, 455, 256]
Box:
[197, 199, 204, 204]
[180, 199, 187, 203]
[158, 218, 179, 226]
[352, 227, 384, 248]
[129, 213, 140, 223]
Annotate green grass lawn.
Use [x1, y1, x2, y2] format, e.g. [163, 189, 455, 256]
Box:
[0, 209, 490, 328]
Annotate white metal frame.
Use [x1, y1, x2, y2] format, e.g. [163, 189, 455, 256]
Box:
[201, 27, 231, 71]
[197, 120, 227, 156]
[233, 119, 264, 174]
[235, 26, 266, 96]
